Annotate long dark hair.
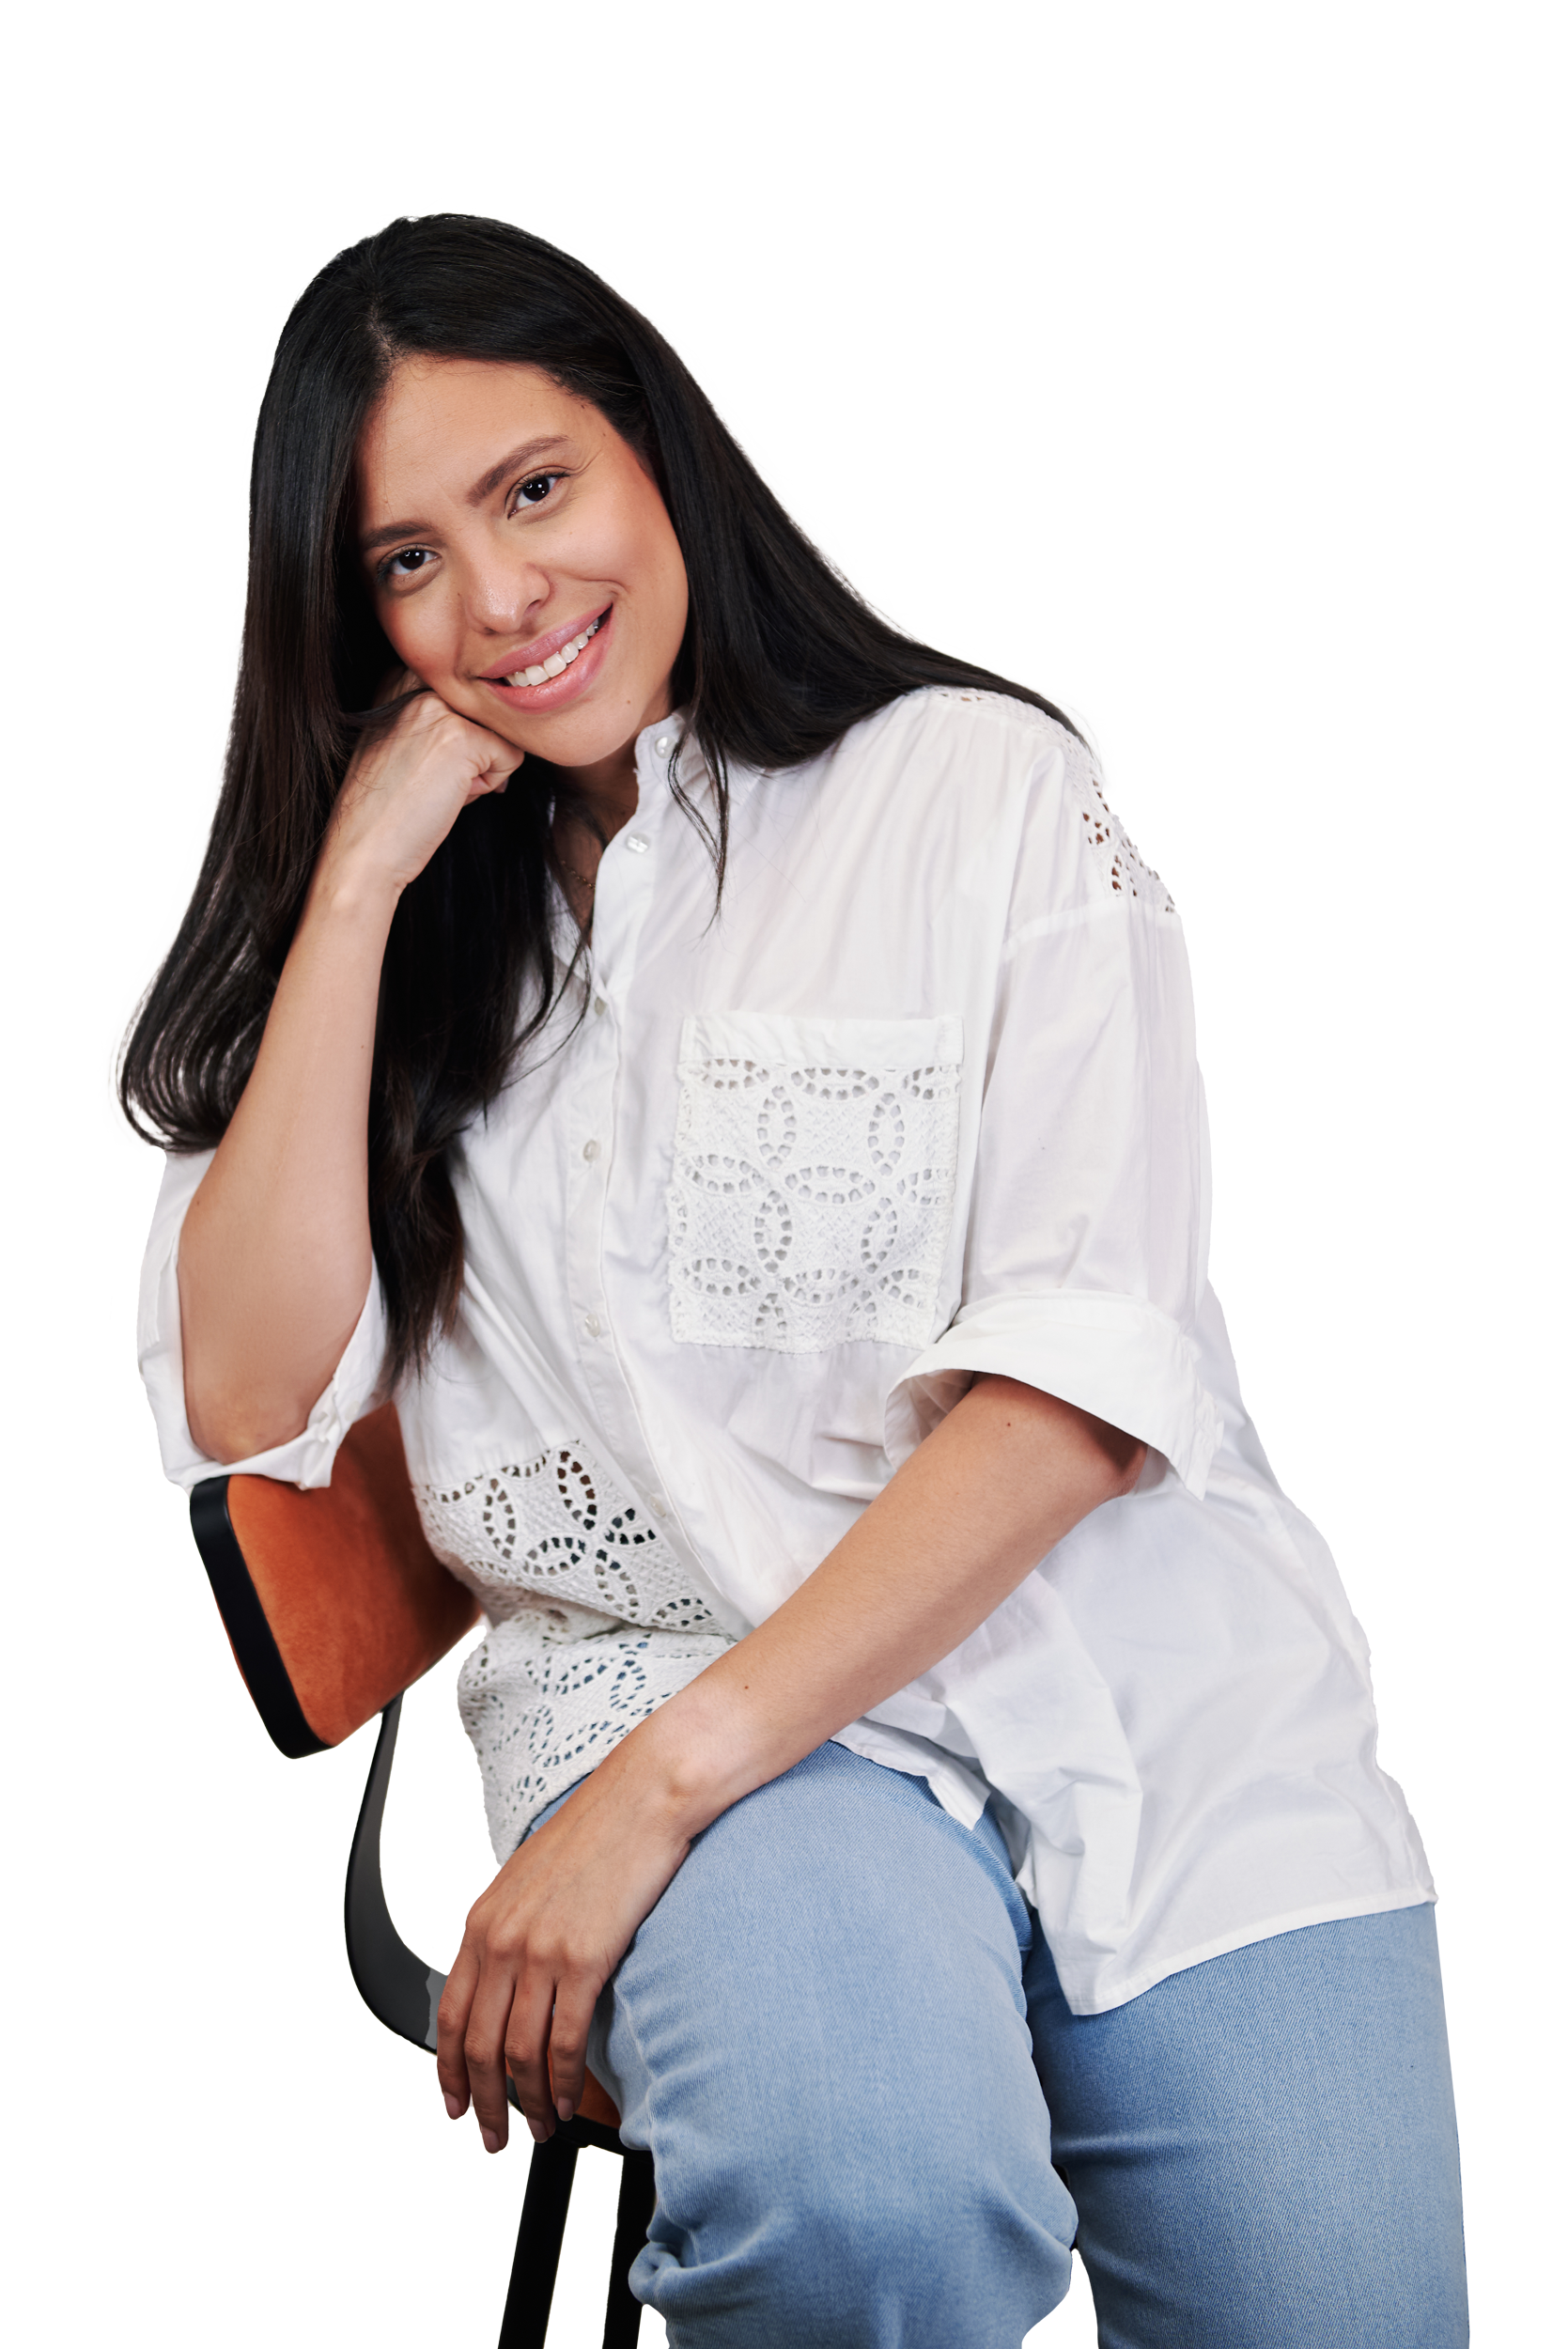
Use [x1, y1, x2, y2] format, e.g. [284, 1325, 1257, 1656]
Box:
[120, 213, 1076, 1384]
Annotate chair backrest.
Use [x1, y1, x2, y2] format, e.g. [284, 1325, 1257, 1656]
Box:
[190, 1402, 480, 1756]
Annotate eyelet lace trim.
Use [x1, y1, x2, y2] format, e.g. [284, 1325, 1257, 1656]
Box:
[416, 1442, 727, 1855]
[669, 1040, 962, 1352]
[1061, 734, 1176, 912]
[455, 1603, 728, 1858]
[928, 687, 1175, 913]
[419, 1444, 717, 1630]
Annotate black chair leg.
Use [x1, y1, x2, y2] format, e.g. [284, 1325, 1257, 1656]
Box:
[601, 2150, 657, 2348]
[498, 2131, 579, 2349]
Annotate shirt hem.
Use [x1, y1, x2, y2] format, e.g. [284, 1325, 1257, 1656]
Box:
[1056, 1883, 1437, 2016]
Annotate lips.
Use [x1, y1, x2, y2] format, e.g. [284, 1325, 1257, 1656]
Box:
[478, 607, 610, 685]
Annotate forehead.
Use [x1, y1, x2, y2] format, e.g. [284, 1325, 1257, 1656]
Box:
[356, 357, 601, 512]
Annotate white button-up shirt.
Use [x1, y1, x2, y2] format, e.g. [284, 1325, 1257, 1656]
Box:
[139, 690, 1433, 2014]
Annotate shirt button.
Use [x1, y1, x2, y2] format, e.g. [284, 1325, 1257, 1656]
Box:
[625, 833, 649, 856]
[647, 1495, 669, 1518]
[593, 996, 607, 1017]
[582, 1314, 601, 1338]
[582, 1139, 600, 1161]
[654, 735, 672, 756]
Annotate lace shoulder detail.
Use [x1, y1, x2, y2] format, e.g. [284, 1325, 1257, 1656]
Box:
[1060, 734, 1176, 912]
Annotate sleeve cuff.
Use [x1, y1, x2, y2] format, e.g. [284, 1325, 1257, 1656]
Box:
[885, 1290, 1221, 1497]
[136, 1148, 390, 1492]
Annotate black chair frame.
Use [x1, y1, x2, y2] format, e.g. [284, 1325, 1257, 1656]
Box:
[349, 1698, 657, 2347]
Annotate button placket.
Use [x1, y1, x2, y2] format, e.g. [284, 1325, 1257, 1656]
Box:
[562, 967, 617, 1364]
[562, 741, 661, 1370]
[560, 716, 695, 1534]
[586, 750, 663, 1017]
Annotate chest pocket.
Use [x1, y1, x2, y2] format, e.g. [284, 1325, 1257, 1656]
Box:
[667, 1012, 963, 1353]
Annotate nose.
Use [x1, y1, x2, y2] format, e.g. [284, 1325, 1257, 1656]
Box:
[465, 544, 550, 636]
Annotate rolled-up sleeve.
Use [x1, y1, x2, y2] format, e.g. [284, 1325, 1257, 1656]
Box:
[887, 753, 1220, 1495]
[136, 1147, 389, 1491]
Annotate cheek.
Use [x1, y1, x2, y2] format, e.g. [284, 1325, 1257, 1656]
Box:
[621, 502, 689, 650]
[650, 537, 690, 661]
[380, 599, 460, 687]
[601, 474, 688, 625]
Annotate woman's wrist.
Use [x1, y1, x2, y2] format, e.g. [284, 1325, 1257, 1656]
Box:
[624, 1670, 785, 1843]
[303, 841, 404, 934]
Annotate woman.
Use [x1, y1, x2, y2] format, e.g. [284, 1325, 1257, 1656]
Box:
[126, 214, 1465, 2346]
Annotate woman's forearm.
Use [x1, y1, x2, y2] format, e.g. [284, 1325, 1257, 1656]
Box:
[177, 686, 523, 1463]
[630, 1377, 1146, 1831]
[177, 865, 396, 1461]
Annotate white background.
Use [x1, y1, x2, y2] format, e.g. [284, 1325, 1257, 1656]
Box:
[4, 2, 1562, 2341]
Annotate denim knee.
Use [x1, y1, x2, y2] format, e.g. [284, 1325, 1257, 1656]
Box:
[591, 1744, 1076, 2346]
[631, 2089, 1076, 2349]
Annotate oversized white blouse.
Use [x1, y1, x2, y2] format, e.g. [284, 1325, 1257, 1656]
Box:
[139, 688, 1433, 2015]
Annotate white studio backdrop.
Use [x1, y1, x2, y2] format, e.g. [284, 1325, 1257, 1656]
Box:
[3, 2, 1561, 2341]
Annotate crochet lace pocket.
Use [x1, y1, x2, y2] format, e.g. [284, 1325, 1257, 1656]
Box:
[667, 1013, 963, 1353]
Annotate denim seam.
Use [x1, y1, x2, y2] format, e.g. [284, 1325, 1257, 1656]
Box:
[1436, 1907, 1474, 2274]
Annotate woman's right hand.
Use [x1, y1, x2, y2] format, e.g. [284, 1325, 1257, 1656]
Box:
[314, 671, 523, 905]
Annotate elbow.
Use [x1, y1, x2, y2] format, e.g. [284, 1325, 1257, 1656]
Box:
[1076, 1410, 1147, 1505]
[1105, 1435, 1148, 1501]
[185, 1375, 310, 1468]
[970, 1377, 1149, 1505]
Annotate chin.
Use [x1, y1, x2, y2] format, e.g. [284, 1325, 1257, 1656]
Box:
[532, 698, 653, 769]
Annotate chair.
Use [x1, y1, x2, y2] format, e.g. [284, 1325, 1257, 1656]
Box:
[189, 1402, 657, 2348]
[190, 1400, 657, 2340]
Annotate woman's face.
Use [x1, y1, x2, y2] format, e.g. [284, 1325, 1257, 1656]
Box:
[356, 357, 690, 776]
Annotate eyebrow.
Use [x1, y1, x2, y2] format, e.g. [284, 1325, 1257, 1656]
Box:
[358, 436, 576, 553]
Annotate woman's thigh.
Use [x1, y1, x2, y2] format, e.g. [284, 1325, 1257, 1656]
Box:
[582, 1741, 1077, 2349]
[1025, 1902, 1467, 2349]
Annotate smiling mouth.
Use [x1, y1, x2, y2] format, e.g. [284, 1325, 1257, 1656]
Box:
[504, 610, 608, 688]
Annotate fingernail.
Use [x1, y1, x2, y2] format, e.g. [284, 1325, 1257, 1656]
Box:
[481, 2126, 503, 2154]
[556, 2096, 574, 2123]
[527, 2117, 549, 2143]
[443, 2093, 463, 2120]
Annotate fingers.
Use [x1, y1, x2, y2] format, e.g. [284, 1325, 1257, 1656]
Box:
[542, 1976, 599, 2125]
[435, 1944, 479, 2123]
[502, 1971, 565, 2144]
[438, 1925, 565, 2153]
[461, 737, 522, 805]
[432, 1752, 678, 2157]
[465, 1961, 542, 2154]
[394, 691, 520, 802]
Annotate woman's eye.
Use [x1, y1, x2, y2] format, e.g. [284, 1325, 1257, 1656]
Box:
[380, 546, 433, 582]
[515, 473, 562, 508]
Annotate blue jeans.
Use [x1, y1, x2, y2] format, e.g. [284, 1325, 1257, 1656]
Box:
[534, 1741, 1466, 2346]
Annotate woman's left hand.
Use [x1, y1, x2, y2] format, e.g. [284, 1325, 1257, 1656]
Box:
[435, 1726, 695, 2151]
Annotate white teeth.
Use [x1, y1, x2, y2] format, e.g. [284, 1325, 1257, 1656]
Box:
[505, 614, 603, 689]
